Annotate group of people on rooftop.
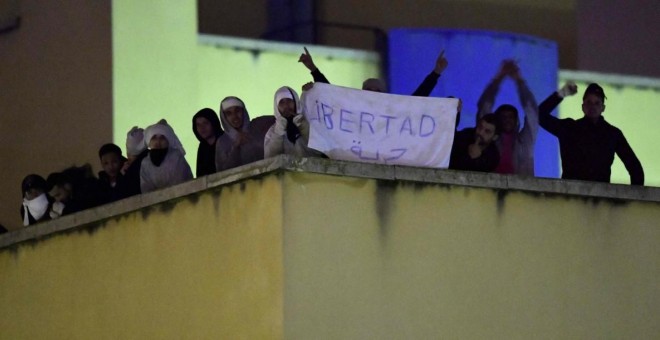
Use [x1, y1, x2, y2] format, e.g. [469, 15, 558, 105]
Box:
[17, 48, 644, 230]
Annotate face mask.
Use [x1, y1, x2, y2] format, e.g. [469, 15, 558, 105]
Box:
[149, 148, 168, 166]
[23, 193, 49, 226]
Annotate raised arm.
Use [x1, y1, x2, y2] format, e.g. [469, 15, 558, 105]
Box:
[510, 65, 539, 144]
[299, 47, 330, 84]
[476, 60, 515, 121]
[538, 82, 577, 136]
[615, 130, 644, 185]
[412, 49, 447, 97]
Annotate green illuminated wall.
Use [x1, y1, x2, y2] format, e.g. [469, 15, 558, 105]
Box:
[112, 1, 657, 186]
[557, 77, 659, 186]
[112, 0, 379, 174]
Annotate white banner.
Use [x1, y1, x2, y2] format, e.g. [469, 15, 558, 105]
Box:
[302, 82, 458, 168]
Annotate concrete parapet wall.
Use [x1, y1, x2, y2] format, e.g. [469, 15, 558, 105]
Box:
[1, 156, 659, 339]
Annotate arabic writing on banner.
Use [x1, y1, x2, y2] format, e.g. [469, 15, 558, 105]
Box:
[302, 82, 458, 168]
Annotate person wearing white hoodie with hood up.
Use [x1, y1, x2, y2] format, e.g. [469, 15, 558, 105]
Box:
[264, 86, 324, 159]
[215, 96, 265, 171]
[140, 119, 193, 193]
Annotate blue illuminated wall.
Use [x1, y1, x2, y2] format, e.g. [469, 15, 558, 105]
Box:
[388, 29, 559, 178]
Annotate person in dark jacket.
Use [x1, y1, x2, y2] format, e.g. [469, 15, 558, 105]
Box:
[449, 114, 501, 172]
[192, 108, 223, 177]
[20, 174, 53, 226]
[97, 143, 130, 203]
[47, 164, 104, 218]
[539, 82, 644, 185]
[298, 47, 447, 96]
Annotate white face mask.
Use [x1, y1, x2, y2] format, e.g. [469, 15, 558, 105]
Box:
[23, 193, 49, 226]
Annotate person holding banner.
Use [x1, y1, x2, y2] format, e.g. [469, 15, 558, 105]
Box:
[264, 86, 325, 159]
[449, 114, 501, 172]
[476, 60, 538, 176]
[215, 96, 266, 171]
[298, 47, 447, 95]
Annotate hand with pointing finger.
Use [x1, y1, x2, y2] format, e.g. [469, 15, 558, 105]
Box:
[434, 50, 448, 75]
[298, 47, 317, 72]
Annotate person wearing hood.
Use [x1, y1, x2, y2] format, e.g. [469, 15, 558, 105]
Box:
[215, 97, 265, 171]
[20, 174, 53, 226]
[192, 108, 223, 177]
[140, 119, 193, 193]
[264, 86, 325, 158]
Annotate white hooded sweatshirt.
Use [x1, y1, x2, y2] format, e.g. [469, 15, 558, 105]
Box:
[140, 120, 193, 193]
[263, 86, 324, 158]
[215, 96, 265, 171]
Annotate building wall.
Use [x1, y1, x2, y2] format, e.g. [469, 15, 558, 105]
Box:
[1, 158, 658, 338]
[0, 0, 378, 231]
[0, 175, 285, 339]
[2, 0, 656, 234]
[577, 0, 660, 77]
[0, 0, 112, 230]
[199, 0, 660, 78]
[282, 171, 660, 339]
[112, 0, 380, 180]
[199, 0, 577, 68]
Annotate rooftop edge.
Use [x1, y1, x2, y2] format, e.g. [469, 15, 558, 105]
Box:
[2, 155, 658, 249]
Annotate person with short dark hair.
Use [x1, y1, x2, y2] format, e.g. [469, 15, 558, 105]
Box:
[20, 174, 53, 226]
[192, 108, 223, 177]
[215, 97, 267, 171]
[539, 82, 644, 185]
[449, 114, 501, 172]
[477, 60, 539, 176]
[97, 143, 130, 203]
[46, 164, 103, 218]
